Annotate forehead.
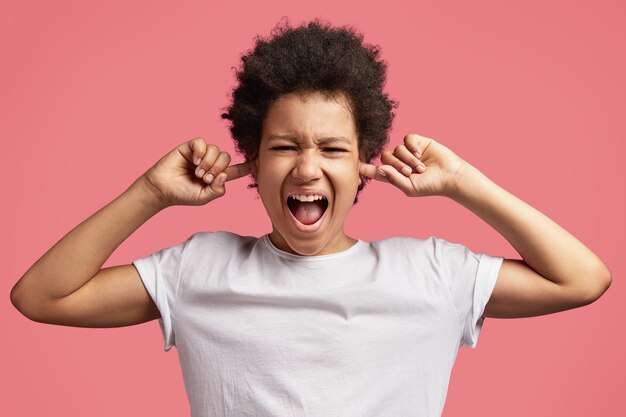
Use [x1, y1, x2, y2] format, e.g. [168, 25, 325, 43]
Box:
[262, 92, 357, 142]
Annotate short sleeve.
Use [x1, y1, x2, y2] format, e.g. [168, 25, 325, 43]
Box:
[132, 235, 193, 352]
[436, 238, 504, 349]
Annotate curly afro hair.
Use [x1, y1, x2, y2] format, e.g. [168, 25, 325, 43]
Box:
[221, 17, 398, 197]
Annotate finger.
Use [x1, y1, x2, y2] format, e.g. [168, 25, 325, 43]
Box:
[209, 172, 228, 194]
[379, 164, 413, 192]
[381, 150, 414, 177]
[196, 145, 220, 180]
[196, 170, 228, 203]
[404, 133, 433, 158]
[202, 151, 231, 184]
[358, 162, 389, 183]
[187, 138, 208, 165]
[394, 144, 426, 173]
[224, 161, 253, 182]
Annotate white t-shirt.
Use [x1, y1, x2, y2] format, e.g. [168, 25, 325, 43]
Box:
[133, 231, 503, 417]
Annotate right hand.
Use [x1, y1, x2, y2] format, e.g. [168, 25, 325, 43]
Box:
[141, 138, 252, 208]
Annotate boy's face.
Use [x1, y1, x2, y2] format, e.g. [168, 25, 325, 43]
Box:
[255, 91, 361, 256]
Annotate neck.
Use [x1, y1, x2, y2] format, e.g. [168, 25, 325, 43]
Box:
[268, 230, 357, 256]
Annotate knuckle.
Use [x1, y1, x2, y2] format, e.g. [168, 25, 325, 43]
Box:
[407, 134, 423, 148]
[192, 137, 206, 148]
[191, 139, 206, 161]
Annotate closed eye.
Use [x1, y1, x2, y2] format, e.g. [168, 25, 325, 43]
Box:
[270, 146, 297, 151]
[323, 148, 348, 153]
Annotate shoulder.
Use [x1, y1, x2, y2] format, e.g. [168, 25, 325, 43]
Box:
[368, 236, 439, 263]
[170, 231, 259, 271]
[189, 231, 259, 246]
[184, 231, 259, 256]
[369, 235, 474, 264]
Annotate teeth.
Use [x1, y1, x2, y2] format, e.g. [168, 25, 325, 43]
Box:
[288, 194, 327, 202]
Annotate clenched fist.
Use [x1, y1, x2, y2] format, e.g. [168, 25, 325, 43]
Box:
[140, 138, 252, 208]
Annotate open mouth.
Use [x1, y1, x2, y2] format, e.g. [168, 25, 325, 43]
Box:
[287, 194, 329, 225]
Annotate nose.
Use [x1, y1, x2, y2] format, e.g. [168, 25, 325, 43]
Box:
[291, 150, 323, 182]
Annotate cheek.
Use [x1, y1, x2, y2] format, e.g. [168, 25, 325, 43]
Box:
[256, 161, 289, 198]
[256, 157, 276, 181]
[325, 154, 359, 172]
[329, 163, 360, 201]
[334, 159, 360, 185]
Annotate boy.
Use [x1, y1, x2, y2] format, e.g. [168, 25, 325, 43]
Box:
[10, 20, 611, 417]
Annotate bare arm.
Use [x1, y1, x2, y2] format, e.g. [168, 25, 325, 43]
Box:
[448, 162, 611, 317]
[10, 176, 164, 324]
[10, 138, 251, 326]
[360, 133, 612, 318]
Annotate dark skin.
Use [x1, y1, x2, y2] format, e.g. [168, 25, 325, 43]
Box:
[11, 93, 610, 330]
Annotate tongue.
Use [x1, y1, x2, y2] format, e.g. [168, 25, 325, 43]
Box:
[291, 200, 325, 225]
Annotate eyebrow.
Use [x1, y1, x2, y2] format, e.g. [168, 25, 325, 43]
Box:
[267, 134, 352, 145]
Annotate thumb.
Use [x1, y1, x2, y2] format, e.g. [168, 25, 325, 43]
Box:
[210, 172, 228, 194]
[198, 172, 228, 203]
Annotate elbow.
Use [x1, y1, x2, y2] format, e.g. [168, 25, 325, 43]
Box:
[10, 283, 33, 321]
[594, 262, 612, 299]
[10, 280, 47, 323]
[10, 281, 25, 313]
[578, 264, 612, 306]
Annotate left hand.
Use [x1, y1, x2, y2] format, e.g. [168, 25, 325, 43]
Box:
[359, 133, 467, 197]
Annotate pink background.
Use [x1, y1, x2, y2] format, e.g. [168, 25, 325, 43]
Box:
[2, 1, 624, 416]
